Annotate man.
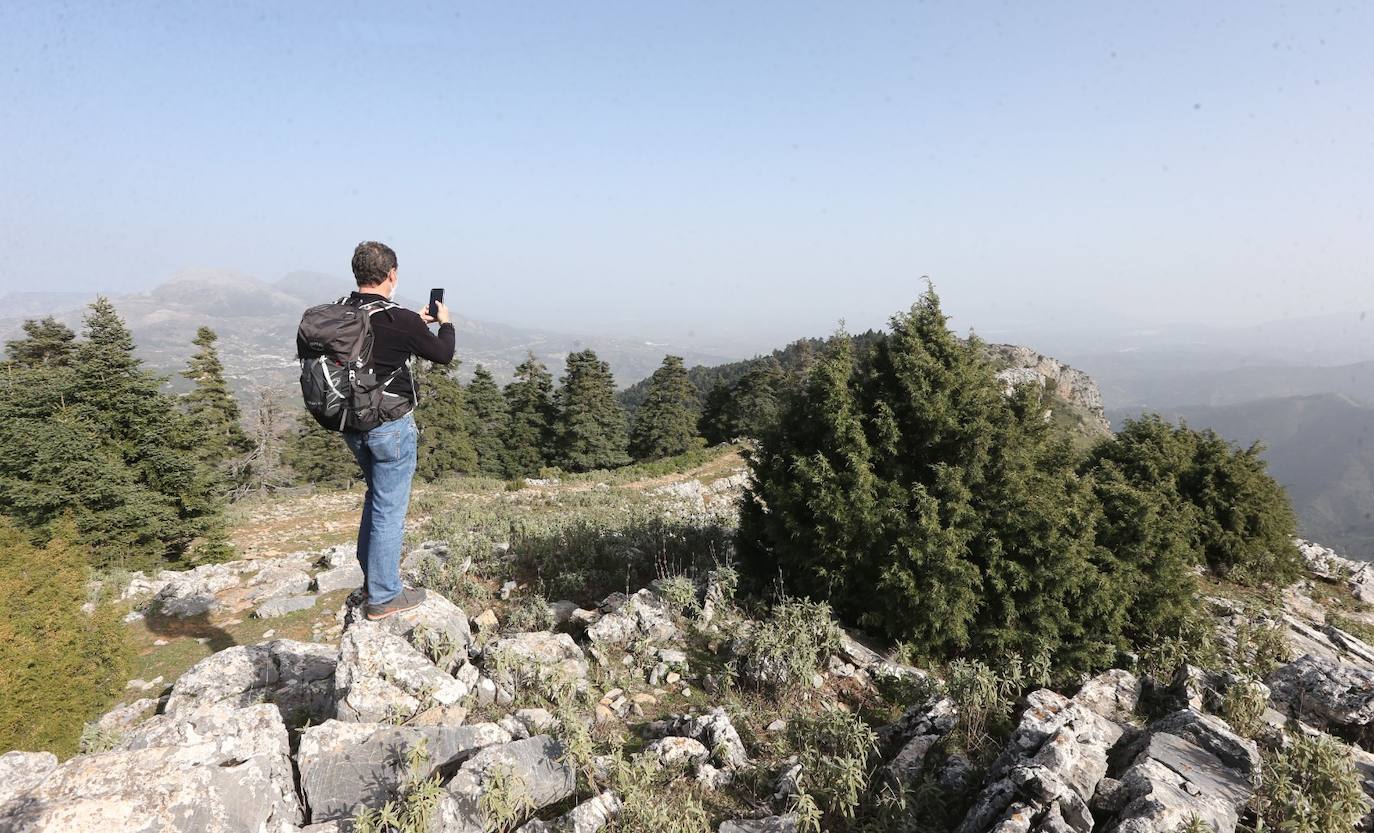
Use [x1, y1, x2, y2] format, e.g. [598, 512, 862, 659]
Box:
[340, 240, 453, 620]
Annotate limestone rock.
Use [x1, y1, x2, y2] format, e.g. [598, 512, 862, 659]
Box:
[662, 707, 749, 768]
[164, 639, 338, 725]
[1102, 709, 1259, 833]
[1267, 653, 1374, 731]
[517, 791, 620, 833]
[254, 593, 317, 618]
[247, 565, 313, 603]
[0, 750, 58, 808]
[335, 622, 471, 723]
[152, 562, 242, 616]
[956, 689, 1122, 833]
[94, 697, 160, 734]
[586, 589, 681, 647]
[314, 562, 364, 594]
[1073, 670, 1141, 724]
[0, 703, 301, 833]
[485, 632, 589, 690]
[647, 736, 711, 767]
[879, 697, 957, 790]
[342, 589, 473, 659]
[434, 735, 577, 833]
[298, 719, 511, 822]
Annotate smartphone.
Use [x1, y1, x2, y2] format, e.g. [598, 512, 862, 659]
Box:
[428, 288, 445, 319]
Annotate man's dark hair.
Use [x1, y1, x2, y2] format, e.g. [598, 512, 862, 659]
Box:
[352, 241, 398, 287]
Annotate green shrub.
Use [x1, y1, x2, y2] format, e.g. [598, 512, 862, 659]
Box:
[787, 708, 878, 820]
[354, 738, 445, 833]
[1254, 733, 1365, 833]
[1218, 679, 1267, 739]
[1231, 619, 1291, 678]
[503, 590, 555, 633]
[740, 598, 842, 693]
[655, 574, 700, 617]
[0, 520, 131, 757]
[941, 655, 1044, 760]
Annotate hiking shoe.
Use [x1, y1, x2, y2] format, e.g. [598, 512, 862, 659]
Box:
[365, 587, 427, 621]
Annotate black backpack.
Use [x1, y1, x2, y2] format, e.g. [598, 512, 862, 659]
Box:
[296, 297, 413, 432]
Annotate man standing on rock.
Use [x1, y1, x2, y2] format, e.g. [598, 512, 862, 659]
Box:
[339, 240, 453, 620]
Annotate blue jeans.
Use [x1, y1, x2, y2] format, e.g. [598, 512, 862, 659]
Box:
[344, 411, 418, 606]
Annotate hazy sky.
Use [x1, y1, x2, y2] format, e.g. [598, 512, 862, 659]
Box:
[1, 1, 1370, 348]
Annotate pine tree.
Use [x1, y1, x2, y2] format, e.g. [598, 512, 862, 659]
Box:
[4, 316, 76, 367]
[629, 355, 700, 460]
[0, 519, 130, 757]
[504, 353, 556, 477]
[0, 300, 227, 568]
[282, 410, 359, 487]
[181, 326, 251, 473]
[465, 365, 510, 476]
[699, 356, 788, 443]
[551, 349, 630, 472]
[413, 361, 477, 480]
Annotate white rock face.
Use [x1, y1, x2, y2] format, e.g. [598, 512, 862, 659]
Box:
[1266, 652, 1374, 731]
[434, 735, 577, 833]
[586, 589, 681, 647]
[163, 639, 338, 725]
[297, 720, 511, 822]
[339, 590, 473, 657]
[517, 791, 621, 833]
[1104, 710, 1260, 833]
[661, 707, 749, 769]
[485, 631, 589, 691]
[0, 750, 58, 808]
[0, 703, 302, 833]
[152, 563, 243, 616]
[334, 621, 471, 722]
[246, 565, 313, 604]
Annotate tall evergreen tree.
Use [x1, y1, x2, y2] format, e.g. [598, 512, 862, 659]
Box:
[282, 410, 359, 487]
[4, 316, 76, 368]
[699, 357, 788, 443]
[503, 353, 556, 477]
[741, 290, 1121, 676]
[0, 300, 226, 568]
[465, 365, 510, 476]
[630, 355, 700, 460]
[552, 349, 630, 472]
[413, 360, 477, 480]
[181, 326, 251, 472]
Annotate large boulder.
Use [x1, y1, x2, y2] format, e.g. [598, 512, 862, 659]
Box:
[0, 750, 58, 808]
[152, 563, 243, 616]
[163, 639, 338, 725]
[1102, 709, 1260, 833]
[335, 621, 472, 723]
[586, 589, 681, 647]
[314, 562, 365, 594]
[956, 689, 1123, 833]
[1267, 653, 1374, 731]
[433, 735, 577, 833]
[0, 703, 301, 833]
[298, 720, 511, 822]
[341, 590, 473, 660]
[1074, 670, 1141, 724]
[878, 698, 958, 791]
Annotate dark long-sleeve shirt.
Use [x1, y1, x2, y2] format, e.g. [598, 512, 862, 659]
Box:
[297, 291, 455, 407]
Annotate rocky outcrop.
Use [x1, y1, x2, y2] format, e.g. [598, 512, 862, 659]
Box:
[1, 702, 301, 833]
[517, 791, 620, 833]
[1102, 710, 1259, 833]
[335, 621, 473, 723]
[587, 589, 681, 647]
[985, 343, 1110, 435]
[163, 639, 337, 725]
[1266, 652, 1374, 732]
[434, 735, 577, 833]
[298, 720, 511, 822]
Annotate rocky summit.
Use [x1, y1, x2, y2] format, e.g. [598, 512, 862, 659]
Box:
[7, 532, 1374, 832]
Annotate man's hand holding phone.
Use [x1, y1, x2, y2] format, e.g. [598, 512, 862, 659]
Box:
[421, 287, 450, 325]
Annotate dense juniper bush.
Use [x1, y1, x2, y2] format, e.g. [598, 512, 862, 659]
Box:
[739, 288, 1301, 679]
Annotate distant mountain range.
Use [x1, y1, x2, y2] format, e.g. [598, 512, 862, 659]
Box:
[0, 271, 740, 393]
